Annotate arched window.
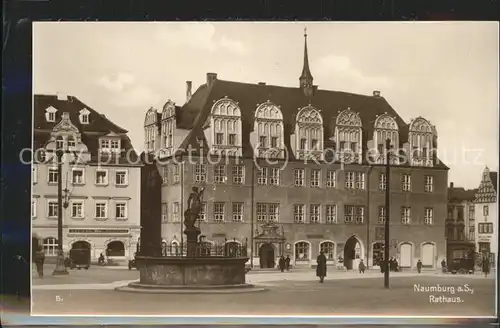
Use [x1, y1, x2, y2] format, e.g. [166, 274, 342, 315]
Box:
[295, 241, 310, 261]
[409, 117, 435, 167]
[254, 101, 285, 158]
[106, 241, 125, 257]
[43, 237, 58, 256]
[373, 113, 399, 164]
[295, 105, 324, 160]
[171, 240, 180, 256]
[56, 136, 64, 149]
[210, 97, 242, 156]
[320, 241, 335, 261]
[335, 108, 362, 164]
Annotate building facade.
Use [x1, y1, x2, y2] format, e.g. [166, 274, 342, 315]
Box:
[32, 94, 141, 262]
[473, 167, 497, 263]
[145, 33, 449, 269]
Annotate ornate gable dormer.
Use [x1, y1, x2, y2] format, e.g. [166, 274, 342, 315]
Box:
[207, 96, 242, 157]
[293, 104, 324, 161]
[53, 112, 79, 134]
[373, 112, 399, 164]
[408, 116, 435, 167]
[252, 100, 285, 159]
[334, 108, 363, 164]
[159, 100, 177, 158]
[79, 108, 90, 124]
[475, 167, 497, 204]
[45, 106, 58, 122]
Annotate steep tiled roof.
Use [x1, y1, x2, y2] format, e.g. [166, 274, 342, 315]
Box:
[448, 187, 477, 202]
[34, 94, 139, 164]
[177, 79, 446, 169]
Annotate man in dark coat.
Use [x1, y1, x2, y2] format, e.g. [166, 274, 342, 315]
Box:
[34, 246, 45, 278]
[278, 255, 286, 272]
[482, 255, 490, 277]
[416, 259, 423, 273]
[316, 251, 327, 283]
[285, 255, 291, 271]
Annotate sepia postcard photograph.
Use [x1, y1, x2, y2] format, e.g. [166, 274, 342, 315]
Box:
[29, 21, 498, 319]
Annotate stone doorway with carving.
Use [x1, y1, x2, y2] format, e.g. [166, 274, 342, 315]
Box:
[254, 222, 286, 269]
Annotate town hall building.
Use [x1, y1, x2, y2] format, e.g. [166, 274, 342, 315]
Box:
[144, 32, 449, 269]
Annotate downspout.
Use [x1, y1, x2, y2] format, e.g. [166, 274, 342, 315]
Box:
[250, 159, 255, 268]
[180, 155, 184, 254]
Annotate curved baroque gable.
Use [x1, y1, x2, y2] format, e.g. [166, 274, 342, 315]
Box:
[297, 105, 323, 125]
[255, 101, 283, 120]
[374, 113, 398, 130]
[144, 107, 158, 126]
[409, 117, 432, 133]
[211, 97, 241, 117]
[336, 108, 362, 127]
[162, 100, 176, 120]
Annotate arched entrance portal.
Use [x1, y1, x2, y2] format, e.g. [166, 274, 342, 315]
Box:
[344, 236, 362, 270]
[106, 241, 125, 257]
[259, 243, 275, 268]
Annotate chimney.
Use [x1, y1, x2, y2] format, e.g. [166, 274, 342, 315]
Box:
[450, 182, 454, 188]
[373, 90, 381, 97]
[206, 73, 217, 88]
[56, 92, 68, 101]
[186, 81, 192, 103]
[258, 82, 266, 86]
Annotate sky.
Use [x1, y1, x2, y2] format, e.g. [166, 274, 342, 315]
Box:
[33, 22, 498, 189]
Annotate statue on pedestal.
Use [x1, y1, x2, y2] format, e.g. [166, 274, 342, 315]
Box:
[184, 186, 205, 229]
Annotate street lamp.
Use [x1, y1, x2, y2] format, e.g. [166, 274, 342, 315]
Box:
[384, 138, 391, 289]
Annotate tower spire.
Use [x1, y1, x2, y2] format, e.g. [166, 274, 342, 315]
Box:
[299, 27, 314, 96]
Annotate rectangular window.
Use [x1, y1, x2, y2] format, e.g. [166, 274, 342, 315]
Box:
[344, 205, 354, 223]
[32, 165, 38, 184]
[72, 168, 85, 185]
[95, 202, 107, 219]
[268, 204, 279, 222]
[232, 203, 243, 222]
[300, 138, 306, 150]
[195, 164, 206, 183]
[355, 172, 365, 189]
[214, 165, 227, 184]
[378, 206, 386, 224]
[345, 172, 355, 189]
[115, 170, 128, 186]
[355, 206, 364, 224]
[401, 174, 411, 192]
[351, 142, 357, 153]
[232, 165, 244, 184]
[478, 223, 494, 234]
[110, 140, 120, 150]
[340, 141, 346, 150]
[294, 204, 305, 223]
[173, 165, 180, 183]
[379, 173, 386, 191]
[228, 134, 236, 145]
[294, 169, 305, 187]
[162, 166, 168, 184]
[48, 112, 55, 122]
[326, 171, 336, 188]
[259, 136, 267, 148]
[161, 203, 168, 222]
[198, 203, 207, 222]
[311, 139, 318, 150]
[48, 168, 58, 184]
[401, 207, 411, 224]
[483, 205, 489, 216]
[469, 226, 475, 241]
[258, 167, 268, 185]
[257, 203, 267, 222]
[424, 175, 434, 192]
[48, 200, 58, 218]
[115, 202, 127, 219]
[100, 139, 110, 149]
[216, 133, 224, 145]
[271, 136, 278, 148]
[71, 201, 84, 219]
[269, 168, 280, 185]
[468, 206, 475, 220]
[311, 169, 320, 188]
[325, 205, 337, 224]
[95, 170, 108, 185]
[214, 202, 225, 222]
[31, 199, 37, 218]
[309, 204, 320, 223]
[172, 202, 180, 222]
[424, 207, 433, 225]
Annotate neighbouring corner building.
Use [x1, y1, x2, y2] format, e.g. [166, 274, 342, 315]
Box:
[143, 32, 449, 270]
[32, 94, 142, 263]
[473, 167, 497, 264]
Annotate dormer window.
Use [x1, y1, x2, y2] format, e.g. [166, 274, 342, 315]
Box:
[56, 136, 64, 149]
[79, 108, 91, 124]
[295, 105, 324, 160]
[408, 116, 434, 167]
[335, 108, 362, 164]
[45, 106, 58, 122]
[209, 98, 243, 156]
[100, 138, 121, 153]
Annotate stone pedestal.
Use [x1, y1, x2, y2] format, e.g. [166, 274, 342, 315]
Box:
[184, 227, 201, 257]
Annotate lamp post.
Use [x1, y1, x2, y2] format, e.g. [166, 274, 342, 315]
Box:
[52, 149, 69, 275]
[384, 138, 391, 288]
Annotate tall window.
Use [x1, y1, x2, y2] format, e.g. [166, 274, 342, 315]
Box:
[72, 168, 84, 184]
[424, 208, 433, 225]
[344, 205, 354, 223]
[311, 169, 320, 187]
[115, 202, 127, 219]
[355, 172, 365, 189]
[378, 206, 386, 224]
[31, 199, 37, 218]
[259, 136, 267, 148]
[379, 173, 386, 191]
[310, 204, 320, 223]
[483, 205, 489, 216]
[257, 203, 267, 222]
[32, 165, 38, 184]
[71, 201, 84, 219]
[401, 207, 411, 224]
[401, 174, 411, 192]
[214, 202, 225, 222]
[216, 133, 224, 145]
[214, 165, 227, 184]
[198, 203, 207, 222]
[194, 164, 206, 183]
[294, 169, 305, 186]
[161, 203, 168, 222]
[232, 165, 244, 184]
[256, 203, 279, 222]
[320, 242, 335, 260]
[268, 204, 279, 222]
[56, 136, 64, 149]
[326, 170, 336, 188]
[48, 200, 58, 218]
[172, 202, 180, 222]
[162, 166, 168, 184]
[269, 168, 280, 185]
[325, 205, 337, 224]
[173, 165, 180, 183]
[43, 237, 58, 256]
[95, 202, 107, 219]
[295, 242, 310, 261]
[355, 206, 364, 223]
[95, 170, 108, 185]
[424, 176, 434, 192]
[228, 134, 236, 145]
[115, 170, 128, 186]
[232, 203, 243, 222]
[294, 204, 305, 223]
[48, 168, 58, 184]
[258, 167, 268, 185]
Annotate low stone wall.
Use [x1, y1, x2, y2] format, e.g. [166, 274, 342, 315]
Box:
[136, 256, 248, 286]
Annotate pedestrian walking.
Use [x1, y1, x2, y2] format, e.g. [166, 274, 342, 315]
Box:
[416, 259, 423, 273]
[285, 255, 291, 271]
[34, 247, 45, 278]
[316, 251, 327, 283]
[358, 259, 366, 273]
[441, 259, 447, 273]
[482, 255, 490, 277]
[278, 255, 286, 272]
